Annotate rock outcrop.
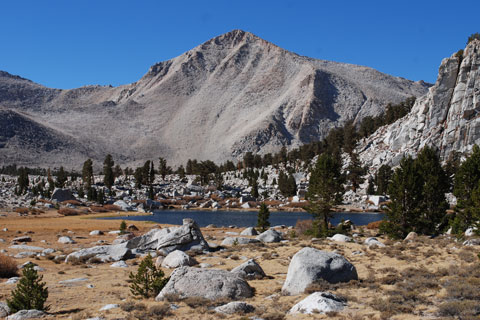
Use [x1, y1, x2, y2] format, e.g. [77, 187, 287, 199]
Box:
[0, 30, 429, 168]
[282, 247, 358, 295]
[155, 267, 254, 301]
[359, 39, 480, 167]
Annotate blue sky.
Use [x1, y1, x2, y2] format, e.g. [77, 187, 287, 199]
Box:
[0, 0, 477, 89]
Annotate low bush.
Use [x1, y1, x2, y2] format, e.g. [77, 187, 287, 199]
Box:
[0, 254, 18, 278]
[58, 208, 81, 216]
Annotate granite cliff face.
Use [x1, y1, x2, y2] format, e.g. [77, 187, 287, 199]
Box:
[0, 30, 429, 168]
[358, 39, 480, 168]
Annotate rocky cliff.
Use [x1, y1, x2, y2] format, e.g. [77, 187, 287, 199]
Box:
[358, 39, 480, 168]
[0, 30, 429, 168]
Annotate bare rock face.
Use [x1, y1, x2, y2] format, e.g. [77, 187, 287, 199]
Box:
[359, 39, 480, 167]
[0, 30, 428, 168]
[155, 267, 254, 301]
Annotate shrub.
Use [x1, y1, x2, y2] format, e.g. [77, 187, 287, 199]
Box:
[7, 264, 49, 313]
[128, 254, 169, 298]
[58, 208, 81, 216]
[0, 254, 18, 278]
[120, 220, 127, 234]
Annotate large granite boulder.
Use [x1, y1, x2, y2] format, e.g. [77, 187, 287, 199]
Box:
[161, 250, 197, 268]
[256, 229, 283, 243]
[65, 244, 132, 263]
[125, 219, 209, 254]
[156, 267, 254, 301]
[231, 259, 266, 280]
[289, 292, 347, 314]
[282, 247, 358, 295]
[50, 188, 75, 203]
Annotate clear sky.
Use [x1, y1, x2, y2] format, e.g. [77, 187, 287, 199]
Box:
[0, 0, 478, 89]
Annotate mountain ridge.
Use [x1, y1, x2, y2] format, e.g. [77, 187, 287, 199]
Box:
[0, 30, 430, 169]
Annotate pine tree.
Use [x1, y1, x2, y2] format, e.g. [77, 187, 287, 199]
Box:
[158, 157, 168, 180]
[103, 154, 115, 190]
[129, 254, 168, 298]
[120, 220, 127, 234]
[367, 176, 375, 195]
[17, 167, 29, 194]
[82, 159, 94, 190]
[347, 152, 365, 192]
[306, 153, 344, 236]
[149, 161, 155, 185]
[96, 188, 105, 205]
[251, 179, 259, 198]
[453, 145, 480, 233]
[148, 185, 154, 200]
[375, 164, 392, 195]
[47, 168, 54, 193]
[55, 166, 67, 188]
[382, 156, 423, 238]
[415, 146, 449, 234]
[257, 203, 270, 232]
[287, 174, 297, 197]
[7, 264, 49, 313]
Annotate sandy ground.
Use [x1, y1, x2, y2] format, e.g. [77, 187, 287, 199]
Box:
[0, 210, 478, 320]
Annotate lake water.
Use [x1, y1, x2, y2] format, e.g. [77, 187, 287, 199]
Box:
[100, 210, 384, 227]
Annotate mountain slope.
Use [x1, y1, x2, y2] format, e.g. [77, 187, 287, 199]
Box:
[0, 30, 429, 168]
[358, 39, 480, 167]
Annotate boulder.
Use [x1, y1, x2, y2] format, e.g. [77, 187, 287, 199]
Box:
[231, 259, 266, 280]
[89, 230, 104, 236]
[110, 261, 128, 268]
[50, 188, 75, 202]
[465, 228, 477, 237]
[9, 245, 44, 251]
[221, 237, 260, 246]
[364, 237, 385, 247]
[7, 309, 45, 320]
[215, 301, 255, 314]
[58, 236, 75, 244]
[463, 238, 480, 246]
[113, 200, 132, 211]
[65, 244, 132, 263]
[256, 229, 283, 243]
[282, 247, 358, 295]
[328, 234, 352, 243]
[124, 219, 209, 254]
[156, 267, 253, 301]
[289, 292, 347, 314]
[0, 302, 10, 317]
[240, 227, 258, 236]
[161, 250, 197, 268]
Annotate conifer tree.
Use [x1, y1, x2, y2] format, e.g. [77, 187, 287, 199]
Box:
[55, 166, 67, 188]
[103, 154, 114, 190]
[7, 264, 49, 313]
[306, 153, 344, 236]
[347, 152, 365, 192]
[17, 167, 29, 194]
[82, 159, 94, 190]
[129, 254, 168, 298]
[382, 156, 423, 238]
[158, 157, 168, 180]
[257, 203, 270, 232]
[251, 179, 259, 198]
[375, 164, 392, 195]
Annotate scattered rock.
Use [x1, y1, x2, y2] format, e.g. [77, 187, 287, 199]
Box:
[328, 234, 352, 243]
[58, 236, 75, 244]
[41, 248, 55, 255]
[240, 227, 258, 236]
[231, 259, 266, 280]
[14, 252, 37, 259]
[110, 261, 128, 268]
[9, 245, 44, 251]
[282, 247, 358, 295]
[214, 301, 255, 314]
[7, 309, 45, 320]
[89, 230, 104, 236]
[161, 250, 197, 268]
[404, 232, 418, 241]
[364, 237, 385, 248]
[12, 236, 31, 243]
[99, 304, 119, 311]
[289, 292, 347, 314]
[463, 238, 480, 246]
[65, 244, 132, 263]
[6, 277, 20, 284]
[256, 229, 283, 243]
[156, 267, 254, 301]
[221, 237, 260, 246]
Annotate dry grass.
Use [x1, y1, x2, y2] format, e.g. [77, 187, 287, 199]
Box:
[103, 204, 121, 211]
[366, 220, 382, 229]
[295, 219, 313, 235]
[58, 208, 82, 216]
[0, 254, 18, 278]
[14, 207, 29, 214]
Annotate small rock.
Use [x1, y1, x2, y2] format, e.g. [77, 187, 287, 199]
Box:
[199, 263, 212, 268]
[14, 252, 37, 259]
[364, 237, 385, 248]
[214, 301, 255, 314]
[161, 250, 197, 268]
[12, 236, 31, 243]
[256, 229, 283, 243]
[328, 234, 352, 243]
[6, 277, 20, 284]
[58, 236, 75, 244]
[99, 304, 119, 311]
[221, 237, 260, 246]
[404, 232, 418, 241]
[240, 227, 258, 236]
[86, 284, 94, 288]
[231, 259, 266, 280]
[110, 261, 128, 268]
[289, 292, 347, 314]
[89, 230, 104, 236]
[7, 309, 45, 319]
